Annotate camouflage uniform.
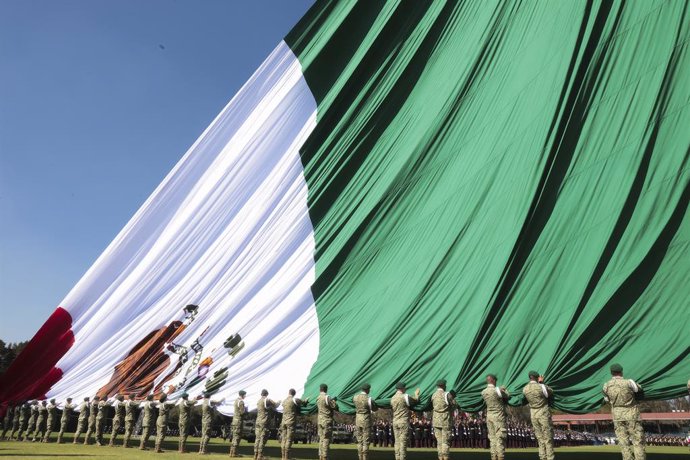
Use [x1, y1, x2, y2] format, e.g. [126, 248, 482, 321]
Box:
[32, 403, 47, 442]
[154, 400, 174, 453]
[73, 400, 90, 443]
[122, 398, 139, 448]
[83, 399, 99, 444]
[481, 384, 509, 460]
[603, 377, 645, 460]
[254, 395, 278, 459]
[391, 391, 418, 460]
[94, 400, 109, 445]
[9, 405, 21, 440]
[1, 405, 13, 440]
[43, 401, 57, 442]
[108, 399, 125, 446]
[353, 392, 378, 460]
[230, 397, 246, 456]
[199, 397, 221, 455]
[316, 392, 338, 460]
[56, 401, 75, 443]
[177, 397, 196, 453]
[281, 394, 306, 460]
[23, 403, 38, 441]
[431, 388, 457, 460]
[523, 381, 554, 460]
[138, 400, 156, 450]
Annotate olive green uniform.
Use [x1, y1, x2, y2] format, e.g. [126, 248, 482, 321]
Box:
[431, 389, 457, 460]
[23, 403, 37, 441]
[1, 406, 14, 440]
[481, 384, 509, 460]
[94, 400, 109, 445]
[603, 377, 645, 460]
[9, 406, 21, 440]
[523, 381, 554, 460]
[32, 403, 47, 442]
[139, 401, 156, 449]
[199, 397, 221, 454]
[73, 401, 89, 443]
[177, 398, 196, 452]
[122, 399, 139, 448]
[154, 400, 174, 452]
[83, 400, 99, 444]
[108, 399, 125, 446]
[353, 392, 378, 460]
[56, 402, 75, 443]
[43, 402, 58, 442]
[281, 395, 306, 459]
[316, 393, 338, 460]
[255, 396, 278, 458]
[230, 397, 246, 455]
[391, 392, 418, 460]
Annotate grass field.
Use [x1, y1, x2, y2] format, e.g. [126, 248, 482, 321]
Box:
[1, 436, 688, 459]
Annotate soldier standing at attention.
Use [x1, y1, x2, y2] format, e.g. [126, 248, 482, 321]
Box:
[522, 371, 554, 460]
[32, 400, 47, 442]
[198, 392, 224, 455]
[94, 396, 110, 446]
[230, 390, 247, 457]
[316, 384, 339, 460]
[83, 396, 99, 445]
[122, 394, 139, 448]
[73, 397, 90, 444]
[43, 399, 58, 442]
[432, 379, 457, 460]
[9, 403, 22, 440]
[108, 395, 125, 446]
[139, 395, 156, 450]
[603, 363, 645, 460]
[22, 400, 38, 442]
[254, 389, 279, 460]
[281, 388, 308, 460]
[56, 398, 74, 444]
[390, 382, 420, 460]
[154, 393, 176, 453]
[177, 392, 197, 453]
[353, 383, 378, 460]
[481, 374, 510, 460]
[1, 404, 14, 440]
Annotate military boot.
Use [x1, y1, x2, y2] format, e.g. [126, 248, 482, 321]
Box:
[230, 447, 236, 457]
[155, 441, 163, 453]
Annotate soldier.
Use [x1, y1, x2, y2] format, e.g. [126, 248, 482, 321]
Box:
[73, 397, 90, 444]
[22, 400, 37, 441]
[254, 389, 279, 460]
[122, 394, 139, 448]
[316, 384, 339, 460]
[95, 396, 110, 446]
[154, 393, 176, 453]
[481, 374, 510, 460]
[1, 404, 14, 440]
[56, 397, 74, 444]
[16, 402, 30, 441]
[9, 403, 22, 440]
[281, 388, 308, 460]
[522, 371, 554, 460]
[177, 392, 197, 453]
[32, 400, 47, 442]
[431, 379, 457, 460]
[603, 363, 645, 460]
[353, 383, 378, 460]
[229, 390, 247, 457]
[43, 399, 58, 442]
[390, 382, 421, 460]
[198, 392, 224, 455]
[83, 396, 100, 445]
[108, 395, 125, 446]
[139, 395, 156, 450]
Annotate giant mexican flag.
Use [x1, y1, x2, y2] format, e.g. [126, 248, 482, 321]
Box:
[2, 0, 689, 415]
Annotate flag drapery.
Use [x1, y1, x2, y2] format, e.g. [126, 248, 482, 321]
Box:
[2, 0, 688, 415]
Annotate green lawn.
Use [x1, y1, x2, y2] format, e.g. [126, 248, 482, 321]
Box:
[0, 437, 688, 459]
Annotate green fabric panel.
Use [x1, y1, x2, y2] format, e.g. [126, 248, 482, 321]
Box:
[285, 0, 690, 413]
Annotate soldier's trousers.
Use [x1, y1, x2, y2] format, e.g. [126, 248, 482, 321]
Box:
[123, 420, 135, 447]
[84, 420, 97, 444]
[178, 422, 189, 451]
[317, 423, 333, 458]
[95, 420, 105, 444]
[199, 424, 211, 453]
[155, 424, 166, 448]
[614, 419, 645, 460]
[255, 425, 269, 455]
[9, 421, 20, 440]
[140, 425, 152, 448]
[280, 422, 295, 455]
[231, 423, 242, 449]
[33, 421, 46, 441]
[434, 425, 451, 457]
[57, 421, 69, 443]
[531, 409, 555, 460]
[74, 419, 87, 442]
[23, 422, 36, 441]
[355, 422, 371, 456]
[1, 423, 9, 439]
[487, 416, 506, 460]
[109, 418, 122, 444]
[44, 420, 54, 442]
[393, 423, 409, 460]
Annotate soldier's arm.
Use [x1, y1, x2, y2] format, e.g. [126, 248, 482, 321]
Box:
[370, 397, 379, 412]
[602, 383, 610, 402]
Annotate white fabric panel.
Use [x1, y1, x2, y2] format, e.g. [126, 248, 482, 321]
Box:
[47, 41, 319, 415]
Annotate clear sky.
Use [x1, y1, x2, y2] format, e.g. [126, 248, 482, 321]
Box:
[0, 0, 314, 343]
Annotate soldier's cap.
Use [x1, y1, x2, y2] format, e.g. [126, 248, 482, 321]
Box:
[528, 370, 540, 379]
[202, 391, 211, 398]
[487, 374, 497, 381]
[93, 396, 100, 401]
[159, 394, 168, 402]
[319, 383, 328, 392]
[261, 389, 269, 396]
[239, 390, 247, 397]
[448, 390, 457, 398]
[361, 383, 371, 392]
[50, 398, 56, 403]
[66, 397, 73, 401]
[436, 379, 447, 387]
[84, 397, 90, 401]
[146, 394, 154, 401]
[395, 382, 406, 390]
[129, 393, 136, 399]
[181, 392, 189, 399]
[610, 363, 623, 374]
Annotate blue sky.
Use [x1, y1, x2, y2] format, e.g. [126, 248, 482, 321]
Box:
[0, 0, 314, 343]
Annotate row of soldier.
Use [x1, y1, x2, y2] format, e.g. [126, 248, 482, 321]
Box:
[0, 365, 656, 460]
